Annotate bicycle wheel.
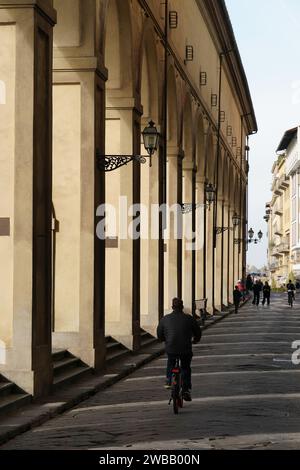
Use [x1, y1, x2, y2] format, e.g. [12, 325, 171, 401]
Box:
[171, 373, 179, 414]
[173, 396, 179, 414]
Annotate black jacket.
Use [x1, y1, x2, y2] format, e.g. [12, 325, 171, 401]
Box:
[253, 283, 262, 294]
[263, 285, 271, 296]
[233, 289, 242, 303]
[157, 310, 202, 355]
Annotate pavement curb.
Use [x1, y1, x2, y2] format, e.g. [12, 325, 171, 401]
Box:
[0, 298, 250, 447]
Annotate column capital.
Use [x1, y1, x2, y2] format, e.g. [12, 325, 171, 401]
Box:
[196, 175, 206, 185]
[167, 145, 180, 158]
[0, 0, 57, 25]
[183, 161, 195, 171]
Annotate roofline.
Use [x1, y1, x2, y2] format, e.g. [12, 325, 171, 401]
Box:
[199, 0, 258, 134]
[276, 126, 298, 152]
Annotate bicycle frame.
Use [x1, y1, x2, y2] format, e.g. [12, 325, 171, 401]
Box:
[168, 358, 183, 414]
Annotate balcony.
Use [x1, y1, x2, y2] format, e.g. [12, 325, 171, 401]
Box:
[274, 226, 283, 236]
[277, 242, 290, 254]
[274, 204, 283, 216]
[270, 262, 279, 271]
[271, 246, 282, 257]
[278, 174, 289, 190]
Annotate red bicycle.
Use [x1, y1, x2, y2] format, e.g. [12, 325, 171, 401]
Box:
[168, 358, 183, 414]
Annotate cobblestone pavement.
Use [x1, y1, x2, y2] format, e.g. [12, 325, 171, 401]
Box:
[2, 294, 300, 450]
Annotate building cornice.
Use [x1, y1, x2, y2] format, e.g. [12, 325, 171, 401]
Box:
[137, 0, 249, 183]
[197, 0, 257, 135]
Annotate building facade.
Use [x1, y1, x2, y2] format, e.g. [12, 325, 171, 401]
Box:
[276, 127, 300, 280]
[266, 155, 290, 287]
[0, 0, 256, 397]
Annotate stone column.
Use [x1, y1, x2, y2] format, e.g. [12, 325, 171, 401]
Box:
[228, 207, 235, 304]
[214, 198, 224, 312]
[195, 176, 206, 301]
[105, 100, 141, 351]
[222, 202, 230, 306]
[164, 146, 180, 314]
[140, 118, 159, 336]
[182, 162, 194, 314]
[52, 0, 106, 370]
[206, 202, 214, 314]
[0, 0, 56, 396]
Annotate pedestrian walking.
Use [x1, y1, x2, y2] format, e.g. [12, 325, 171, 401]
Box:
[157, 298, 202, 402]
[233, 286, 242, 314]
[246, 274, 253, 292]
[252, 280, 262, 306]
[262, 281, 271, 306]
[238, 279, 246, 300]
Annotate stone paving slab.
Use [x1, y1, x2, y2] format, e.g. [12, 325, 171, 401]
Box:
[0, 300, 242, 447]
[2, 294, 300, 450]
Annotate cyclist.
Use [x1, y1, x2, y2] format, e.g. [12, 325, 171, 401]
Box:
[287, 279, 296, 304]
[157, 298, 202, 402]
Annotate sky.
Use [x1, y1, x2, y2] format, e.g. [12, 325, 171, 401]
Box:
[225, 0, 300, 268]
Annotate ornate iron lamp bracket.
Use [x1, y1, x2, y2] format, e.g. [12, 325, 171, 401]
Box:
[215, 227, 233, 235]
[96, 152, 147, 172]
[181, 203, 203, 214]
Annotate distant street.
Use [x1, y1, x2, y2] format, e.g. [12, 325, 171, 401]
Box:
[3, 294, 300, 450]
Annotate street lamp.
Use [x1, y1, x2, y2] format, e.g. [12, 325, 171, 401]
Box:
[205, 182, 216, 209]
[234, 227, 263, 245]
[97, 120, 160, 172]
[248, 228, 263, 244]
[215, 211, 240, 235]
[232, 212, 241, 228]
[142, 120, 159, 167]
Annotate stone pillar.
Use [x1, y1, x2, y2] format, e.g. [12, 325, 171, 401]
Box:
[51, 0, 106, 370]
[0, 0, 56, 395]
[164, 146, 180, 314]
[140, 117, 159, 336]
[206, 202, 214, 314]
[105, 101, 141, 351]
[234, 219, 240, 287]
[222, 202, 230, 306]
[228, 207, 235, 304]
[214, 198, 223, 312]
[182, 162, 193, 314]
[195, 176, 206, 300]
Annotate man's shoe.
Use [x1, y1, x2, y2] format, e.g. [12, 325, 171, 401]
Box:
[164, 380, 171, 389]
[183, 391, 192, 402]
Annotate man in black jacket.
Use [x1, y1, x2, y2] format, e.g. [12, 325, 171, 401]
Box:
[252, 280, 262, 306]
[157, 298, 202, 401]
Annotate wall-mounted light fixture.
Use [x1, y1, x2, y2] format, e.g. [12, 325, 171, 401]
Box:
[97, 121, 159, 171]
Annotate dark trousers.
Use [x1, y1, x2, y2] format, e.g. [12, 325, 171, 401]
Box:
[234, 300, 240, 313]
[252, 293, 260, 305]
[262, 294, 270, 305]
[166, 353, 192, 391]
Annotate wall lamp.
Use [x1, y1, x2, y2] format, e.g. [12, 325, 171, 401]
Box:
[216, 212, 240, 235]
[97, 121, 159, 172]
[205, 182, 216, 209]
